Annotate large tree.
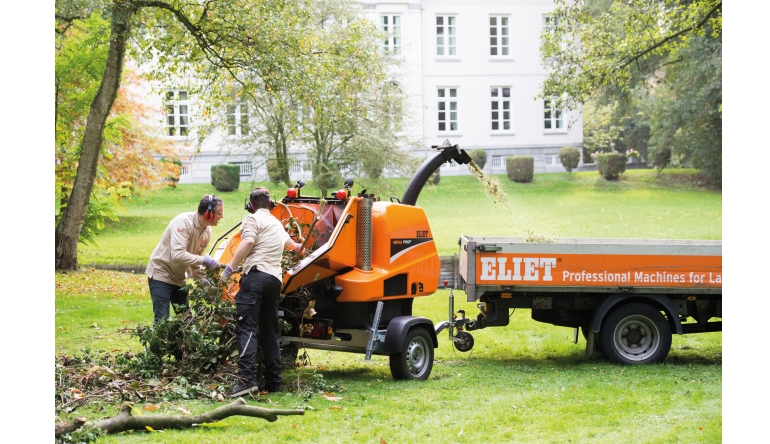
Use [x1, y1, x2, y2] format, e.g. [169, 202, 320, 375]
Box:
[540, 0, 722, 184]
[54, 0, 319, 269]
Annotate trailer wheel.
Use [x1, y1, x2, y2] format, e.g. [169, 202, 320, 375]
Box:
[453, 331, 474, 352]
[389, 327, 434, 380]
[600, 303, 671, 365]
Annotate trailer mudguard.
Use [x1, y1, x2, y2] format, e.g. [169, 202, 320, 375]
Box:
[383, 316, 438, 353]
[588, 294, 683, 335]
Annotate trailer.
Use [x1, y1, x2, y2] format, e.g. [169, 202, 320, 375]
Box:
[455, 235, 722, 364]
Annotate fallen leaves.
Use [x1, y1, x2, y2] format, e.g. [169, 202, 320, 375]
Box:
[142, 404, 160, 411]
[323, 392, 342, 401]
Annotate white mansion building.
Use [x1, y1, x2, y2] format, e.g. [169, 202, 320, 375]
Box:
[157, 0, 582, 184]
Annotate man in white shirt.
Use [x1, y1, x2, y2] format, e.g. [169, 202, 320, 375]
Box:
[221, 187, 303, 397]
[146, 195, 224, 324]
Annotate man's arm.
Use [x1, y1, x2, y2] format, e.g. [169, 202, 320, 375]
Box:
[228, 237, 254, 270]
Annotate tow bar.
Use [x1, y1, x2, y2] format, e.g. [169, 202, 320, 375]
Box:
[434, 281, 475, 352]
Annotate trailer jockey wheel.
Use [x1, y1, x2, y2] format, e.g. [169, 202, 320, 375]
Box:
[600, 303, 672, 365]
[453, 331, 474, 352]
[389, 327, 434, 380]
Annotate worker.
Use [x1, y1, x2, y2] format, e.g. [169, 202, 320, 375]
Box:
[222, 187, 304, 397]
[146, 194, 225, 324]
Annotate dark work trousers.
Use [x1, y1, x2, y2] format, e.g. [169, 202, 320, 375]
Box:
[148, 278, 189, 324]
[235, 267, 283, 389]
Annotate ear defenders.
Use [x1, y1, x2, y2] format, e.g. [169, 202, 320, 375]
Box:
[204, 195, 215, 220]
[244, 193, 275, 213]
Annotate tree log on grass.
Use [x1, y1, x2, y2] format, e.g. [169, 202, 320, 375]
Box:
[55, 399, 304, 438]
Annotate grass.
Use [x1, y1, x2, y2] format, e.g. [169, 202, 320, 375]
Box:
[56, 269, 721, 443]
[58, 168, 721, 442]
[77, 168, 721, 263]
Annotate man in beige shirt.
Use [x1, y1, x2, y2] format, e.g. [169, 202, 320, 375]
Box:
[146, 195, 224, 324]
[221, 187, 303, 397]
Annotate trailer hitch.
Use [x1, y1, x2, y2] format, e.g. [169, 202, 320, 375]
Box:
[434, 281, 475, 352]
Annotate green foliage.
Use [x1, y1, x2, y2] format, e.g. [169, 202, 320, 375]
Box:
[651, 146, 673, 174]
[161, 157, 183, 187]
[506, 156, 534, 183]
[469, 149, 488, 169]
[558, 147, 581, 176]
[210, 164, 241, 192]
[58, 192, 120, 247]
[266, 157, 285, 185]
[130, 273, 237, 379]
[597, 152, 627, 180]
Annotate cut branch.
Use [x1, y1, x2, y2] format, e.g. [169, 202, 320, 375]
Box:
[55, 399, 304, 438]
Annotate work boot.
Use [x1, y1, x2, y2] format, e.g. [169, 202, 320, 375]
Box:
[229, 381, 259, 398]
[264, 383, 282, 393]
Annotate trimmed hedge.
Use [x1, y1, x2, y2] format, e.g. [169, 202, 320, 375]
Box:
[596, 153, 627, 180]
[506, 156, 534, 183]
[211, 164, 241, 191]
[558, 146, 581, 176]
[469, 149, 488, 169]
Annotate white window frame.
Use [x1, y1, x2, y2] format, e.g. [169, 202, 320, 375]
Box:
[229, 161, 253, 177]
[544, 99, 564, 131]
[289, 162, 305, 174]
[227, 103, 250, 136]
[490, 86, 512, 132]
[380, 14, 402, 55]
[545, 154, 562, 166]
[543, 15, 557, 32]
[180, 163, 191, 177]
[489, 15, 510, 57]
[165, 89, 190, 137]
[437, 87, 459, 133]
[491, 155, 504, 168]
[441, 158, 458, 169]
[436, 15, 457, 57]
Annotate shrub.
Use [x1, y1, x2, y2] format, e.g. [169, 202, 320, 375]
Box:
[469, 149, 488, 169]
[558, 146, 581, 176]
[596, 153, 627, 180]
[161, 157, 182, 187]
[210, 164, 241, 192]
[652, 146, 672, 174]
[428, 167, 440, 185]
[266, 158, 283, 185]
[506, 156, 534, 183]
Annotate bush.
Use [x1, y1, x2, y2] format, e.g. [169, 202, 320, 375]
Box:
[211, 164, 241, 191]
[266, 158, 283, 185]
[596, 153, 627, 180]
[558, 146, 581, 176]
[506, 156, 534, 183]
[161, 157, 182, 187]
[651, 146, 672, 174]
[469, 149, 488, 169]
[428, 167, 440, 185]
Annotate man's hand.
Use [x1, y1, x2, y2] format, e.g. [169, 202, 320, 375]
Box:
[220, 264, 237, 283]
[202, 255, 220, 269]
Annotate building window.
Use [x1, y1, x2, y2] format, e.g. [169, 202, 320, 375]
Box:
[227, 103, 249, 136]
[490, 87, 512, 131]
[180, 163, 191, 176]
[491, 155, 504, 168]
[229, 161, 253, 177]
[543, 15, 557, 31]
[544, 99, 563, 130]
[545, 154, 562, 166]
[436, 15, 457, 56]
[437, 87, 458, 132]
[165, 90, 189, 136]
[380, 15, 402, 55]
[289, 162, 305, 174]
[489, 16, 510, 56]
[442, 159, 458, 169]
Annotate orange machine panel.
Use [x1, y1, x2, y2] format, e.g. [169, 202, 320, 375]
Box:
[475, 253, 722, 288]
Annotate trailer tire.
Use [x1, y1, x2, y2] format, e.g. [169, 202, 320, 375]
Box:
[600, 303, 671, 365]
[389, 327, 434, 380]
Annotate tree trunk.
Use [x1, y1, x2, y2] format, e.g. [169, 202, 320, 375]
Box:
[54, 399, 304, 437]
[54, 0, 135, 270]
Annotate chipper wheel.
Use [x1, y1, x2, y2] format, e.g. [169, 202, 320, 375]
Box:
[389, 327, 434, 380]
[600, 303, 672, 365]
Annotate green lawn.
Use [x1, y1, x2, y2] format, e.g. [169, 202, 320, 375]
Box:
[77, 169, 721, 263]
[56, 269, 721, 444]
[58, 168, 721, 442]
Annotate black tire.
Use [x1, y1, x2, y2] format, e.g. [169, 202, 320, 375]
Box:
[600, 303, 672, 365]
[453, 331, 474, 352]
[389, 327, 434, 380]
